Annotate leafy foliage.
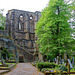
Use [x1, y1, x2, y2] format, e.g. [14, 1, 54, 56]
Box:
[47, 53, 55, 61]
[71, 0, 75, 11]
[59, 66, 68, 71]
[0, 26, 4, 30]
[1, 48, 10, 60]
[36, 0, 75, 58]
[41, 68, 54, 72]
[0, 9, 5, 30]
[37, 62, 58, 71]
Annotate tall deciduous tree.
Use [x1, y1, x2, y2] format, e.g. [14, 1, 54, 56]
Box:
[0, 9, 5, 30]
[36, 0, 75, 58]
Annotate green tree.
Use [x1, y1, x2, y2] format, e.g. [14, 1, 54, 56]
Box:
[71, 0, 75, 11]
[0, 9, 5, 30]
[1, 48, 10, 60]
[36, 0, 75, 59]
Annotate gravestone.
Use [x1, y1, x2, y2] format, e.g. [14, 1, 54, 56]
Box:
[6, 54, 8, 61]
[39, 53, 43, 62]
[54, 58, 57, 63]
[39, 60, 41, 62]
[0, 60, 1, 64]
[67, 59, 73, 69]
[0, 52, 1, 60]
[66, 59, 73, 72]
[1, 57, 5, 65]
[49, 60, 50, 63]
[57, 56, 59, 64]
[62, 59, 64, 64]
[72, 57, 74, 65]
[53, 60, 54, 63]
[64, 53, 67, 61]
[59, 57, 62, 64]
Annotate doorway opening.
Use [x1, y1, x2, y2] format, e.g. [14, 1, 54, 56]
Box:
[19, 55, 24, 62]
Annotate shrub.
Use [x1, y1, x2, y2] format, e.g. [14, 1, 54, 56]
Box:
[1, 48, 10, 60]
[0, 26, 4, 30]
[41, 68, 53, 72]
[35, 61, 39, 63]
[32, 62, 36, 67]
[59, 66, 68, 71]
[36, 62, 58, 71]
[47, 54, 55, 62]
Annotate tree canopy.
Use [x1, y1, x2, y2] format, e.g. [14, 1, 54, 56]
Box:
[0, 9, 5, 30]
[36, 0, 75, 58]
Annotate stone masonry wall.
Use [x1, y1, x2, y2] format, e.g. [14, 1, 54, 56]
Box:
[5, 9, 41, 62]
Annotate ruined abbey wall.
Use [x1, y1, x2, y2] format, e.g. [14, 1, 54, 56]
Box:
[5, 9, 41, 62]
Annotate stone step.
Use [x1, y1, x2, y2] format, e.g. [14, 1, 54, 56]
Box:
[0, 64, 8, 67]
[0, 70, 9, 74]
[0, 67, 9, 70]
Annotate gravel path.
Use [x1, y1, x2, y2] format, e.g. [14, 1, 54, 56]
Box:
[3, 63, 44, 75]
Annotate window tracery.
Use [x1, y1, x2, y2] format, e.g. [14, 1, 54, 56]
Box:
[20, 15, 23, 21]
[19, 23, 21, 30]
[18, 15, 24, 31]
[29, 15, 34, 33]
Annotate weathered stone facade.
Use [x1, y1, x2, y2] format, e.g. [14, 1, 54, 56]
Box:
[0, 37, 15, 54]
[5, 9, 41, 62]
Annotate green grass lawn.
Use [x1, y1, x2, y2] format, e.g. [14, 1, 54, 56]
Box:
[0, 62, 2, 65]
[6, 63, 16, 65]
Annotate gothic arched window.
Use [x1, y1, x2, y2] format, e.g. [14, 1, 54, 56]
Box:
[20, 15, 23, 21]
[19, 23, 21, 30]
[29, 15, 33, 20]
[18, 15, 24, 31]
[30, 16, 33, 20]
[29, 15, 34, 33]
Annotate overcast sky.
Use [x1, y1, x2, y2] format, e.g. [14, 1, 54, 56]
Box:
[0, 0, 49, 16]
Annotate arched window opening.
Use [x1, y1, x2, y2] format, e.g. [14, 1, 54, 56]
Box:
[19, 23, 21, 30]
[19, 15, 24, 21]
[30, 16, 33, 20]
[18, 14, 24, 31]
[29, 15, 33, 20]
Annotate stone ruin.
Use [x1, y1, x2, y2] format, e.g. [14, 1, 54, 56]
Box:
[0, 9, 41, 62]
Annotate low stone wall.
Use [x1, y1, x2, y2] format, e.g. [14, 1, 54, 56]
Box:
[9, 64, 16, 71]
[0, 30, 9, 36]
[0, 64, 16, 74]
[0, 64, 8, 67]
[5, 60, 16, 63]
[0, 70, 9, 74]
[0, 64, 16, 70]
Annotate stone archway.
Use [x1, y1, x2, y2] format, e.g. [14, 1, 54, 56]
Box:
[19, 55, 24, 62]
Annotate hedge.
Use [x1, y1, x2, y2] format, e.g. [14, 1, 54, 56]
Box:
[36, 62, 58, 71]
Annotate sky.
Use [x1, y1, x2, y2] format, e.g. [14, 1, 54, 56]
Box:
[0, 0, 49, 16]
